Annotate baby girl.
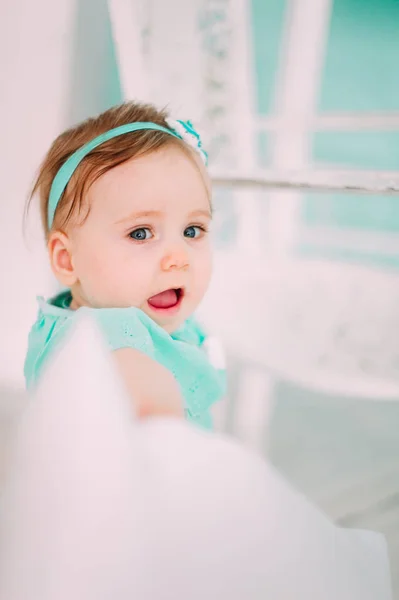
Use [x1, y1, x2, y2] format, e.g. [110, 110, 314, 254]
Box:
[24, 101, 225, 429]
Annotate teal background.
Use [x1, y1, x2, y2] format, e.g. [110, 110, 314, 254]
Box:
[250, 0, 399, 260]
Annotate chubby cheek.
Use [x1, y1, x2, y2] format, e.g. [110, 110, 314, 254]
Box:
[74, 244, 152, 307]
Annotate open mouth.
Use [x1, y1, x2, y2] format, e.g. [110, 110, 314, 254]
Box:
[147, 288, 184, 312]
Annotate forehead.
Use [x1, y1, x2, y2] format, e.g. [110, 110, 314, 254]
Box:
[86, 145, 210, 222]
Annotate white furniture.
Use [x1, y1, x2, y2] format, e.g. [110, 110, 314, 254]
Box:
[0, 316, 392, 600]
[199, 250, 399, 595]
[199, 250, 399, 447]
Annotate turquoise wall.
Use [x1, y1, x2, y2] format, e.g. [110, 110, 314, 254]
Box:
[250, 0, 399, 263]
[319, 0, 399, 113]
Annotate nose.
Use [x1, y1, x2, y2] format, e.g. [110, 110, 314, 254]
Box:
[160, 246, 190, 272]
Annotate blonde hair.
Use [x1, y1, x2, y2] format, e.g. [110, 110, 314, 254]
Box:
[27, 101, 197, 239]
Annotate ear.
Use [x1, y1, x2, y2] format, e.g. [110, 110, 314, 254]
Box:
[48, 230, 78, 287]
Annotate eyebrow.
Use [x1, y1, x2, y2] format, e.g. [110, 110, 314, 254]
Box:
[114, 208, 212, 225]
[189, 209, 213, 219]
[114, 210, 163, 225]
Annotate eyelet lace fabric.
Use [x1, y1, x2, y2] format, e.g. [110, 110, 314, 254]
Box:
[24, 294, 225, 430]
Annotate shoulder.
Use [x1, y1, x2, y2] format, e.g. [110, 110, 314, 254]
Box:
[79, 306, 162, 357]
[24, 295, 73, 388]
[25, 296, 158, 384]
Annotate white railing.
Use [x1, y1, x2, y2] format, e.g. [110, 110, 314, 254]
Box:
[211, 169, 399, 195]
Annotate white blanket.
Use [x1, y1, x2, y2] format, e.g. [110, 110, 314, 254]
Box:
[0, 316, 392, 600]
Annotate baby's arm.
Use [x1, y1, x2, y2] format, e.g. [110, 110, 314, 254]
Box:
[113, 348, 184, 419]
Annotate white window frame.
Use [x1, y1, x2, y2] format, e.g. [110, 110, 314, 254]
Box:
[212, 0, 399, 259]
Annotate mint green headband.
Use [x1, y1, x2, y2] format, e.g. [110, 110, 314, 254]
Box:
[47, 119, 207, 229]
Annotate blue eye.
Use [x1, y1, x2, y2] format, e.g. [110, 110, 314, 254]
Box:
[184, 226, 204, 239]
[129, 227, 153, 241]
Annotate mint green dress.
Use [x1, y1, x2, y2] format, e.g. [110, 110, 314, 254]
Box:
[24, 291, 225, 430]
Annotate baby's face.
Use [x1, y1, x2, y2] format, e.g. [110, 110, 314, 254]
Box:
[67, 145, 212, 332]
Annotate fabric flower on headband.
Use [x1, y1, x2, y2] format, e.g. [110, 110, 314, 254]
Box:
[166, 118, 208, 166]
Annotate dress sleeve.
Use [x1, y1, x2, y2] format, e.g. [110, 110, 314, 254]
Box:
[82, 306, 226, 428]
[82, 306, 160, 362]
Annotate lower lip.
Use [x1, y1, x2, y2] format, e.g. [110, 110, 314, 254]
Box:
[147, 293, 184, 316]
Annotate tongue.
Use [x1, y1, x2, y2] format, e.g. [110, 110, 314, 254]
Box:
[148, 289, 178, 309]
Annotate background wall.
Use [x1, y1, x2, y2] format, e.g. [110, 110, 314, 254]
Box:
[0, 0, 125, 386]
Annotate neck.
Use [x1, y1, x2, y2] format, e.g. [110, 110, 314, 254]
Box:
[68, 286, 87, 310]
